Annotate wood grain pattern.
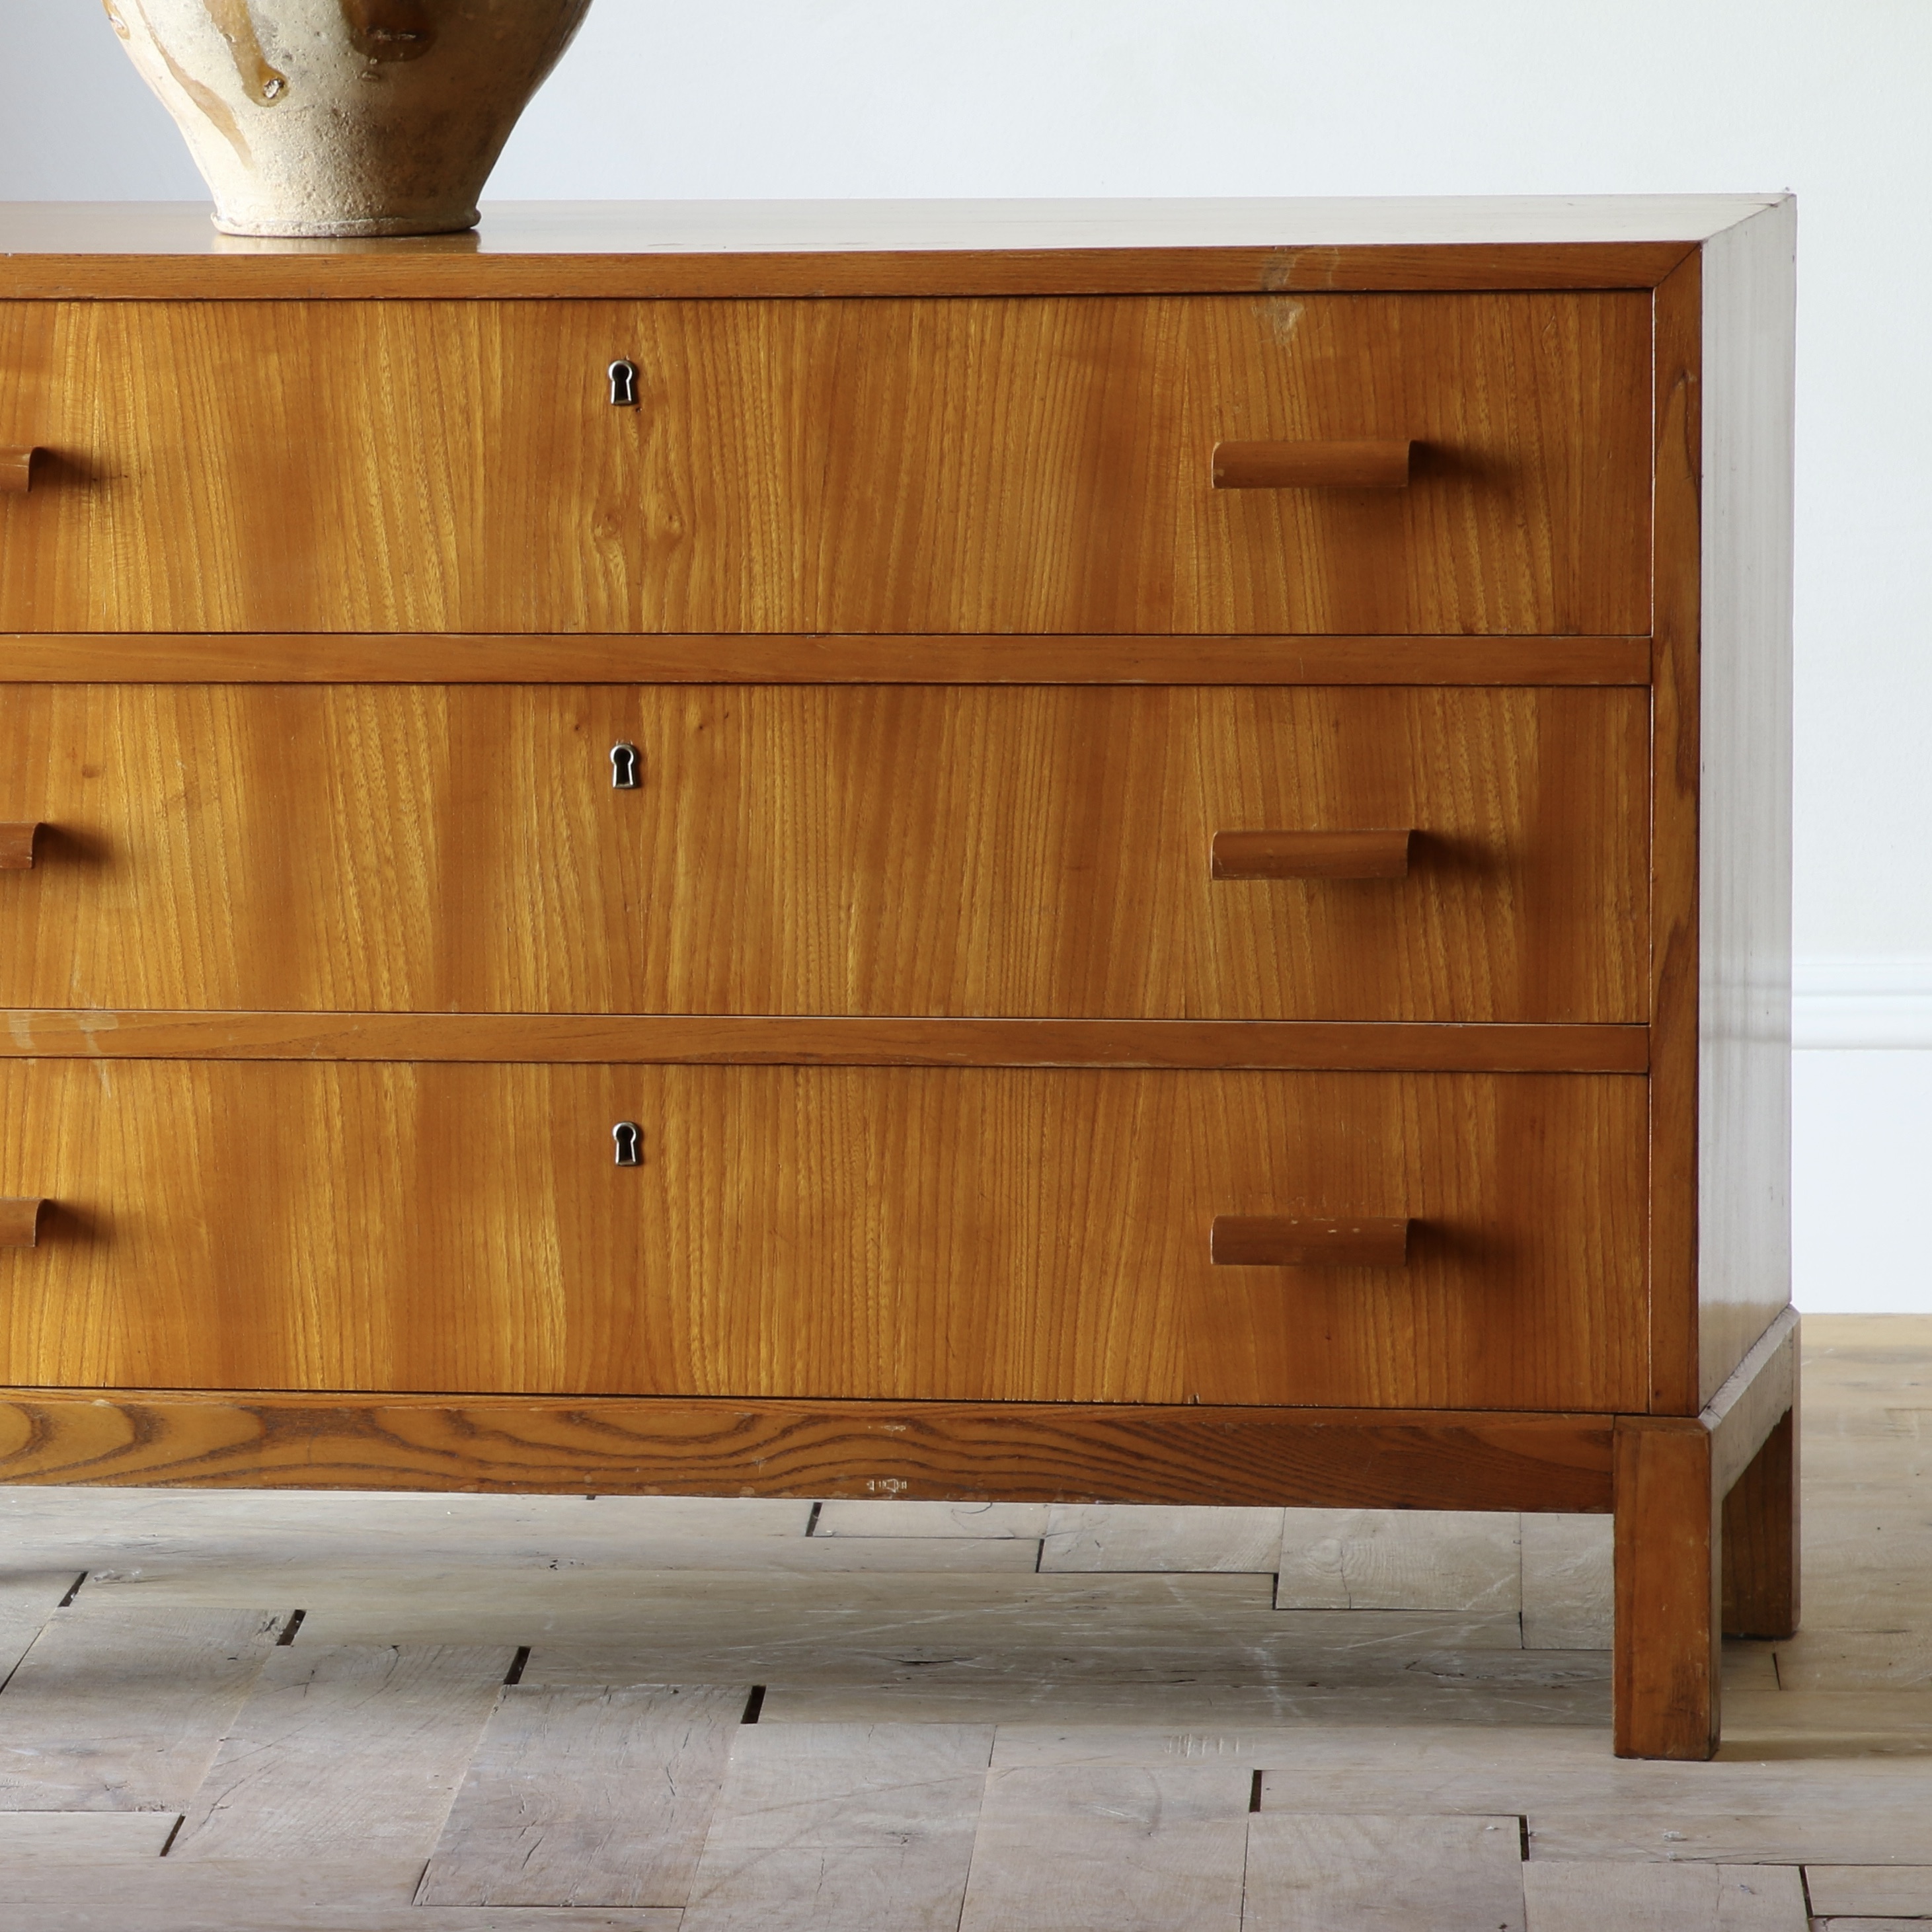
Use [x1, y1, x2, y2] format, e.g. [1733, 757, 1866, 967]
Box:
[812, 1500, 1050, 1540]
[0, 820, 38, 867]
[0, 1602, 287, 1809]
[682, 1724, 991, 1932]
[0, 1012, 1650, 1074]
[0, 293, 1651, 635]
[0, 202, 1800, 1764]
[169, 1642, 518, 1861]
[1765, 1629, 1932, 1694]
[1275, 1507, 1522, 1613]
[1647, 249, 1705, 1418]
[1527, 1809, 1932, 1869]
[0, 1198, 45, 1247]
[1237, 1728, 1932, 1867]
[1522, 1862, 1807, 1931]
[0, 447, 34, 494]
[0, 1569, 85, 1685]
[1518, 1512, 1613, 1647]
[1705, 1308, 1798, 1498]
[1806, 1871, 1932, 1918]
[0, 684, 1650, 1022]
[0, 1392, 1617, 1510]
[0, 633, 1656, 685]
[0, 1061, 1647, 1409]
[0, 1812, 182, 1863]
[995, 1716, 1626, 1781]
[761, 1676, 1602, 1728]
[1613, 1418, 1719, 1759]
[75, 1591, 1541, 1699]
[1693, 200, 1797, 1407]
[419, 1684, 746, 1908]
[0, 247, 1705, 304]
[1209, 1216, 1410, 1268]
[1211, 438, 1411, 488]
[1038, 1503, 1284, 1574]
[1722, 1407, 1798, 1641]
[82, 1536, 1044, 1591]
[288, 1572, 1533, 1685]
[1210, 828, 1412, 880]
[0, 1487, 812, 1567]
[0, 198, 1771, 251]
[960, 1767, 1251, 1932]
[0, 198, 1724, 299]
[0, 1861, 683, 1930]
[1243, 1813, 1526, 1932]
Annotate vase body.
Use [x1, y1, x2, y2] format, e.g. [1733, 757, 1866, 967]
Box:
[104, 0, 594, 236]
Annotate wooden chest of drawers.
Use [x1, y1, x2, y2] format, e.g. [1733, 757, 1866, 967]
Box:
[0, 198, 1795, 1759]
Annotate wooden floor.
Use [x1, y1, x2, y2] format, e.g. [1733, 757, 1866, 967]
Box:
[0, 1317, 1927, 1929]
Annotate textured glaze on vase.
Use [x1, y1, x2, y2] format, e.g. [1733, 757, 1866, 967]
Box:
[103, 0, 594, 236]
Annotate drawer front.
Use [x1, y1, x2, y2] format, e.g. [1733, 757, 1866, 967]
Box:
[0, 293, 1650, 635]
[2, 683, 1647, 1021]
[1, 1060, 1647, 1411]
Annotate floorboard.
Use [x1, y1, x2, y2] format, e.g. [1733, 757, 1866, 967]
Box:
[1011, 1720, 1613, 1773]
[0, 1572, 82, 1685]
[0, 1487, 810, 1567]
[168, 1643, 516, 1861]
[1520, 1514, 1615, 1647]
[0, 1316, 1927, 1928]
[681, 1722, 991, 1932]
[1521, 1861, 1808, 1929]
[1805, 1868, 1932, 1915]
[1769, 1629, 1932, 1691]
[289, 1582, 1525, 1689]
[1526, 1808, 1932, 1864]
[812, 1500, 1049, 1539]
[760, 1679, 1609, 1726]
[419, 1682, 747, 1907]
[1039, 1505, 1286, 1573]
[0, 1602, 288, 1810]
[1243, 1812, 1527, 1931]
[0, 1853, 683, 1930]
[1722, 1689, 1932, 1754]
[1811, 1919, 1932, 1930]
[0, 1810, 180, 1861]
[81, 1535, 1044, 1597]
[1276, 1508, 1524, 1613]
[958, 1766, 1251, 1932]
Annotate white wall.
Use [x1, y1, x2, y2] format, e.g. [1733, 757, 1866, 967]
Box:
[5, 0, 1931, 1311]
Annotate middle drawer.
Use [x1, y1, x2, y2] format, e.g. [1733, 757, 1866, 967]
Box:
[3, 682, 1646, 1021]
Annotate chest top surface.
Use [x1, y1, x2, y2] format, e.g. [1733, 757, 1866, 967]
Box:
[0, 195, 1783, 299]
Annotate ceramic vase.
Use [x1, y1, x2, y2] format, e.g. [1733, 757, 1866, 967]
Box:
[103, 0, 594, 237]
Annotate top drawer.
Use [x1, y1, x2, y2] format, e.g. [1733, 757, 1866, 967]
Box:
[0, 293, 1651, 636]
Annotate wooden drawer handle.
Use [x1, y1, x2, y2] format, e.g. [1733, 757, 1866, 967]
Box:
[1, 1199, 49, 1249]
[1, 822, 44, 870]
[1212, 439, 1412, 490]
[1212, 830, 1412, 880]
[1, 447, 41, 495]
[1212, 1216, 1410, 1268]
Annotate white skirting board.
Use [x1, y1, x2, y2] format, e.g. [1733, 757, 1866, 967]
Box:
[1795, 962, 1932, 1311]
[1795, 958, 1932, 1048]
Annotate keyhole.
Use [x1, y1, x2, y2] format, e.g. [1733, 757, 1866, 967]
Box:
[610, 742, 641, 789]
[607, 359, 638, 407]
[613, 1121, 642, 1167]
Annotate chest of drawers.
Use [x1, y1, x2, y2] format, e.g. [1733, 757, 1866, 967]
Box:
[0, 198, 1795, 1759]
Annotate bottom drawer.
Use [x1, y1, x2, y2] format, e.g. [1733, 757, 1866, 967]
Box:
[0, 1061, 1646, 1411]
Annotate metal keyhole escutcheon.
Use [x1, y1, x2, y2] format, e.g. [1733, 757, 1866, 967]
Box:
[607, 359, 639, 406]
[610, 742, 641, 789]
[613, 1121, 643, 1167]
